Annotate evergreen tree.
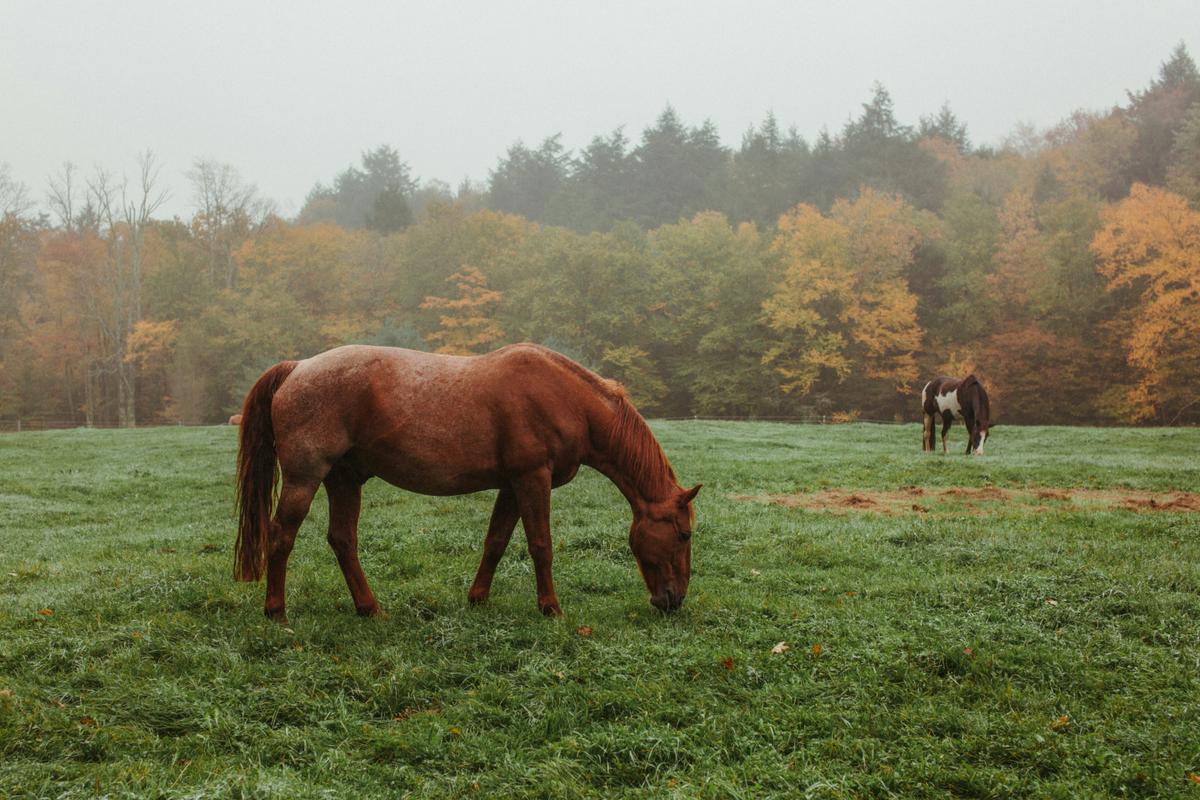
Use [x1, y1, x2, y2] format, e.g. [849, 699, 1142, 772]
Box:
[562, 128, 636, 231]
[1123, 42, 1200, 187]
[918, 103, 971, 152]
[487, 135, 570, 223]
[729, 113, 810, 228]
[299, 144, 417, 231]
[629, 107, 731, 228]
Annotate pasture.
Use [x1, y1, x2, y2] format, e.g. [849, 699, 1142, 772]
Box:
[1, 422, 1198, 798]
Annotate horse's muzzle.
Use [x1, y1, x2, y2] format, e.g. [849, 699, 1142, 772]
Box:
[651, 588, 685, 612]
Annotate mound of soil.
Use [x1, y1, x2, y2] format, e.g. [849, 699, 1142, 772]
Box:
[736, 487, 1200, 515]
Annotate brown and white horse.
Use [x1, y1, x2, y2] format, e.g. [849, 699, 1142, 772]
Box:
[234, 343, 700, 623]
[921, 375, 993, 454]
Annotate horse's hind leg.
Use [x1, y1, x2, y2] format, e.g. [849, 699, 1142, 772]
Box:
[941, 413, 953, 454]
[325, 465, 382, 617]
[922, 413, 934, 451]
[264, 477, 319, 623]
[468, 488, 519, 606]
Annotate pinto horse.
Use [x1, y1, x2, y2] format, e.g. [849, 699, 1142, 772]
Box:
[234, 343, 700, 623]
[921, 375, 993, 454]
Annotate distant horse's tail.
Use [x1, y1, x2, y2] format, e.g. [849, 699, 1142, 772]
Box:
[234, 360, 299, 582]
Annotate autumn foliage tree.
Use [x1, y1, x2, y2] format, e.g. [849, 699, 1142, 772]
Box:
[763, 189, 924, 416]
[420, 267, 505, 355]
[1091, 184, 1200, 423]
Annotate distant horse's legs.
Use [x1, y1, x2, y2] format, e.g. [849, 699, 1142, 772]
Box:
[512, 469, 562, 617]
[468, 488, 519, 606]
[264, 478, 319, 623]
[941, 413, 953, 454]
[324, 465, 382, 617]
[922, 413, 935, 451]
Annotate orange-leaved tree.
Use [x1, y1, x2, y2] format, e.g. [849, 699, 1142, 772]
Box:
[420, 266, 505, 355]
[763, 188, 924, 414]
[1091, 183, 1200, 422]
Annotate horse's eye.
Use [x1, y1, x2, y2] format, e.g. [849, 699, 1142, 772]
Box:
[679, 530, 692, 542]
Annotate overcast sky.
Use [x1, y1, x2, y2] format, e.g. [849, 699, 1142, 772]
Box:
[3, 1, 1198, 218]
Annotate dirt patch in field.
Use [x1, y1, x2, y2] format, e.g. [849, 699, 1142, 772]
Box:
[736, 487, 1200, 515]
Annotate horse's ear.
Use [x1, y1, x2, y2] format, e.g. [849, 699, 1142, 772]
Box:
[678, 484, 702, 507]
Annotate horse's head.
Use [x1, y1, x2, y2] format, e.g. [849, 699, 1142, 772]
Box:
[630, 484, 701, 612]
[970, 422, 995, 455]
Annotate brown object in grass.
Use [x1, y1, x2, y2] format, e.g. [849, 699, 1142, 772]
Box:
[234, 344, 700, 622]
[736, 487, 1200, 516]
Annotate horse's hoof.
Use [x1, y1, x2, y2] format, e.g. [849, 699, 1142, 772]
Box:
[467, 588, 489, 606]
[357, 604, 387, 619]
[539, 602, 563, 617]
[265, 608, 289, 625]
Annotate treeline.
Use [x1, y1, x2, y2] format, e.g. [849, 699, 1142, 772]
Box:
[2, 45, 1199, 427]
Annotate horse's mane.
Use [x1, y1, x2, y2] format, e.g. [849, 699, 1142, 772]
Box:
[604, 392, 679, 499]
[534, 345, 678, 500]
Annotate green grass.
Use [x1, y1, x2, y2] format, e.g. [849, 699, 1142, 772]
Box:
[1, 422, 1198, 798]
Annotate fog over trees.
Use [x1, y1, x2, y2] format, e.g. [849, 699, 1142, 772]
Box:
[2, 44, 1200, 426]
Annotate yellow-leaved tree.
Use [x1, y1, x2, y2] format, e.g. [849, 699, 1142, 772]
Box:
[420, 266, 505, 355]
[1091, 183, 1200, 422]
[763, 188, 924, 413]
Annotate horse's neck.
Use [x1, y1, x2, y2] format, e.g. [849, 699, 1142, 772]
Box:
[588, 400, 676, 510]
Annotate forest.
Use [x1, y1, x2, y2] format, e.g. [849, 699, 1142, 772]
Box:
[1, 44, 1198, 427]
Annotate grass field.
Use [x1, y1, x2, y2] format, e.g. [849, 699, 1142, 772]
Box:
[1, 422, 1198, 798]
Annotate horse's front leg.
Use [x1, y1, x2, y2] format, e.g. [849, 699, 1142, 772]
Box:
[512, 468, 562, 617]
[467, 488, 519, 606]
[941, 414, 952, 454]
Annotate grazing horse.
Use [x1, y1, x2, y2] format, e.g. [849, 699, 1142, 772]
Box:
[234, 343, 700, 623]
[921, 375, 993, 454]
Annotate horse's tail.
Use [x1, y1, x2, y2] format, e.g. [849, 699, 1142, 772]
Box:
[234, 360, 299, 582]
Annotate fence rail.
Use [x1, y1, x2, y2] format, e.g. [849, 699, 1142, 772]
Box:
[0, 419, 211, 433]
[2, 416, 1192, 433]
[0, 415, 911, 433]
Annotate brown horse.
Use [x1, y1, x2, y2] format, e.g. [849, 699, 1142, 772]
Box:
[235, 343, 700, 623]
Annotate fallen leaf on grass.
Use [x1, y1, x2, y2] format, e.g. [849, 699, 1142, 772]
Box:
[963, 647, 974, 657]
[1045, 598, 1058, 606]
[811, 643, 822, 657]
[750, 569, 761, 576]
[79, 717, 96, 726]
[771, 642, 789, 654]
[450, 727, 461, 736]
[575, 626, 593, 637]
[721, 657, 734, 671]
[1050, 714, 1070, 732]
[1188, 773, 1200, 785]
[199, 544, 220, 553]
[37, 608, 53, 616]
[0, 689, 12, 698]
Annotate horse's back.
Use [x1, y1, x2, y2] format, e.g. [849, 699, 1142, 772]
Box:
[922, 375, 957, 414]
[269, 344, 598, 492]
